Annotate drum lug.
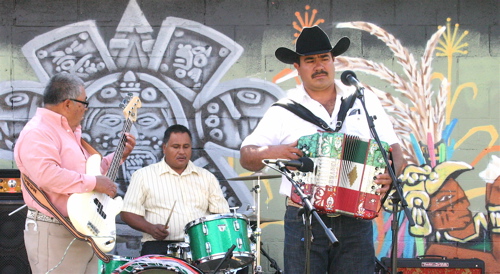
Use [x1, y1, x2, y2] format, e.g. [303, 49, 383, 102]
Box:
[205, 242, 212, 254]
[237, 238, 243, 249]
[233, 220, 240, 231]
[203, 223, 208, 235]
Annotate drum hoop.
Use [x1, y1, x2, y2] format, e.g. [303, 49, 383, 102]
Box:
[124, 255, 202, 273]
[130, 265, 202, 274]
[184, 213, 248, 231]
[195, 251, 255, 265]
[108, 255, 133, 261]
[167, 242, 190, 248]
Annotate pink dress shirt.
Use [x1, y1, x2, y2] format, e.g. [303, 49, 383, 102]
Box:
[14, 108, 114, 217]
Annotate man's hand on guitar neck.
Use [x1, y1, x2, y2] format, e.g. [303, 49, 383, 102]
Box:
[94, 175, 118, 198]
[121, 132, 136, 163]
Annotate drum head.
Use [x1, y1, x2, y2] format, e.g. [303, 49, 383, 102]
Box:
[184, 213, 248, 232]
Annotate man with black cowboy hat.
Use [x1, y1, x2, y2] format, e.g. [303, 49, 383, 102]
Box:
[240, 25, 404, 273]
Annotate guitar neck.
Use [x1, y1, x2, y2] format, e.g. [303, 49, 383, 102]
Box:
[106, 118, 133, 181]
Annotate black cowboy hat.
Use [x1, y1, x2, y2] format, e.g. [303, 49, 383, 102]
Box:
[275, 25, 350, 64]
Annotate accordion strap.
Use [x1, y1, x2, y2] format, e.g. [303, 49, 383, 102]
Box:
[272, 93, 356, 132]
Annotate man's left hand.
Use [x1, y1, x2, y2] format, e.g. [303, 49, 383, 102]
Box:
[375, 172, 393, 195]
[122, 132, 136, 161]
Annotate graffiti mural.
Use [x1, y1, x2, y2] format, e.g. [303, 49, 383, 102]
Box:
[275, 12, 499, 271]
[0, 1, 498, 273]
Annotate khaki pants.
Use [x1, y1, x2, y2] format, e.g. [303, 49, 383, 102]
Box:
[24, 218, 98, 274]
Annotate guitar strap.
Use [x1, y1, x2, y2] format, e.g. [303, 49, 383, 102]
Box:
[81, 139, 101, 157]
[21, 171, 111, 262]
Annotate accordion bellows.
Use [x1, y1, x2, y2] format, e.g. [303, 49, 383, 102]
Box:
[292, 132, 390, 219]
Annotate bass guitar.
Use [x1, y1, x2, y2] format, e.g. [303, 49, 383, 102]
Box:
[67, 95, 141, 259]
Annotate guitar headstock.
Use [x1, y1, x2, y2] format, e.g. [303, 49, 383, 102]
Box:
[121, 95, 142, 122]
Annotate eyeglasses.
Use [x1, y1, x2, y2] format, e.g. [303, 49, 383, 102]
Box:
[69, 98, 89, 108]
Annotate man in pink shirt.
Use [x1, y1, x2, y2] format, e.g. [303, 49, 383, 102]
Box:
[14, 73, 136, 274]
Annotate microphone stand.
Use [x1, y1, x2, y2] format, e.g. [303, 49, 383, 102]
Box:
[260, 244, 283, 274]
[272, 162, 339, 274]
[213, 244, 236, 274]
[354, 86, 414, 274]
[249, 235, 283, 273]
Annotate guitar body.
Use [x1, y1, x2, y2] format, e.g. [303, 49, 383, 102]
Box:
[67, 154, 123, 253]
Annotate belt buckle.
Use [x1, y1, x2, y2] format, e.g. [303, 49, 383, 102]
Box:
[28, 208, 59, 224]
[28, 208, 38, 219]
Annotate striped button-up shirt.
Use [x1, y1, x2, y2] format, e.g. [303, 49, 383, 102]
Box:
[122, 159, 230, 242]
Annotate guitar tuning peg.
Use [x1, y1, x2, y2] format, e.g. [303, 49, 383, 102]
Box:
[119, 97, 129, 108]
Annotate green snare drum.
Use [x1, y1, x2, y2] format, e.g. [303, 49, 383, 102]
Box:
[98, 255, 133, 274]
[184, 213, 254, 272]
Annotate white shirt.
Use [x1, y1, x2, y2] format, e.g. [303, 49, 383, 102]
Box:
[122, 160, 230, 242]
[241, 80, 400, 196]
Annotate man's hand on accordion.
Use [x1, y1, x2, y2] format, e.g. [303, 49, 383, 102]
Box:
[240, 141, 303, 171]
[375, 160, 394, 195]
[269, 141, 303, 160]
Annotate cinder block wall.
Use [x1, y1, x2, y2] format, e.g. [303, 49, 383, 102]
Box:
[0, 1, 498, 273]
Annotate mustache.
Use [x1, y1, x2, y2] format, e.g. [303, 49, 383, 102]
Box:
[312, 70, 328, 78]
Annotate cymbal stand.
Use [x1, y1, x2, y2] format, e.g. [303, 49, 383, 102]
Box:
[250, 177, 263, 274]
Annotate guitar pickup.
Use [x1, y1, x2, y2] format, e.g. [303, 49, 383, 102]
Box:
[87, 221, 100, 236]
[93, 198, 108, 219]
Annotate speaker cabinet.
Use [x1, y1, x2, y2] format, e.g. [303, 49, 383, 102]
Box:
[381, 256, 485, 274]
[0, 169, 22, 198]
[0, 169, 30, 273]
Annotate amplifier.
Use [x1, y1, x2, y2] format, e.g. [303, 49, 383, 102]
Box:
[0, 169, 22, 198]
[381, 256, 485, 274]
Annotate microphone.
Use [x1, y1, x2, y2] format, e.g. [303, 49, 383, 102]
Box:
[341, 70, 365, 93]
[263, 157, 314, 172]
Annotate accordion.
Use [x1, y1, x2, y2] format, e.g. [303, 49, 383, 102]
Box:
[291, 132, 390, 219]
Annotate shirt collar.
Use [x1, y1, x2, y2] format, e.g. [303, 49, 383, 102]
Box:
[159, 158, 199, 176]
[37, 107, 82, 134]
[289, 79, 351, 104]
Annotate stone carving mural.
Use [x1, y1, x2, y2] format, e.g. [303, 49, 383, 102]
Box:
[0, 0, 286, 216]
[0, 1, 498, 272]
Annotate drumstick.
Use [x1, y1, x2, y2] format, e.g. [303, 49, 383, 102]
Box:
[165, 200, 177, 228]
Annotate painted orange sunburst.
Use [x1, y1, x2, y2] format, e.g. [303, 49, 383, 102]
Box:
[292, 5, 325, 42]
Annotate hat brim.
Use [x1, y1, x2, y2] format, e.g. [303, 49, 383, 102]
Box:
[275, 37, 350, 64]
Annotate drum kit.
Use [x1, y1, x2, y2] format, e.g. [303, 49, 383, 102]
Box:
[99, 171, 282, 274]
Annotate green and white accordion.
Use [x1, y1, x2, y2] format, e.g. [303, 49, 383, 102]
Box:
[292, 132, 390, 219]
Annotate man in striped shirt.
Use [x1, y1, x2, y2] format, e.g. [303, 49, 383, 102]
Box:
[121, 124, 230, 255]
